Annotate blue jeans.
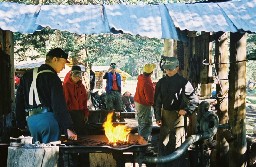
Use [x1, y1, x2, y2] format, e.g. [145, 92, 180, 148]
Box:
[135, 102, 153, 141]
[27, 112, 60, 143]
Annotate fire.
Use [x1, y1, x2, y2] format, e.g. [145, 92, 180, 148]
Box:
[103, 112, 131, 144]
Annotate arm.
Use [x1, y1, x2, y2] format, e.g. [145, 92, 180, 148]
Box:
[51, 79, 77, 139]
[50, 76, 74, 135]
[154, 81, 162, 123]
[103, 72, 108, 79]
[62, 84, 70, 110]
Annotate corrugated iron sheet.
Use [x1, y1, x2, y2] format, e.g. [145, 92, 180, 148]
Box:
[105, 4, 186, 40]
[219, 0, 256, 33]
[105, 4, 162, 38]
[0, 2, 42, 33]
[0, 1, 256, 39]
[165, 2, 237, 32]
[37, 4, 110, 35]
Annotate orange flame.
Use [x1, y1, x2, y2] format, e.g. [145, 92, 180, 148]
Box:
[103, 112, 131, 144]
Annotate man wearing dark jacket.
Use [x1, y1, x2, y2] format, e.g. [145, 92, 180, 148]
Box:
[15, 48, 77, 143]
[154, 57, 199, 167]
[134, 63, 156, 141]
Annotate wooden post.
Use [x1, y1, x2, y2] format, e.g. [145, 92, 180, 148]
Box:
[228, 32, 247, 167]
[196, 32, 212, 98]
[215, 32, 229, 167]
[6, 31, 15, 112]
[0, 30, 14, 116]
[163, 39, 173, 57]
[89, 153, 117, 167]
[182, 40, 190, 78]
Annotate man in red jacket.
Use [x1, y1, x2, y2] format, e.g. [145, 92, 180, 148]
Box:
[63, 65, 89, 135]
[134, 63, 156, 141]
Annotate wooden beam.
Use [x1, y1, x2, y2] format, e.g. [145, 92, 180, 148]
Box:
[215, 32, 229, 167]
[228, 32, 247, 167]
[0, 30, 14, 116]
[6, 31, 15, 112]
[163, 39, 174, 57]
[7, 146, 59, 166]
[197, 32, 212, 98]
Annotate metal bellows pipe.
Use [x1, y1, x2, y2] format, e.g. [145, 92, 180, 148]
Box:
[142, 134, 202, 164]
[143, 110, 219, 164]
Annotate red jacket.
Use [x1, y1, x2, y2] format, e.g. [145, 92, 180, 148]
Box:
[134, 74, 155, 106]
[63, 71, 89, 116]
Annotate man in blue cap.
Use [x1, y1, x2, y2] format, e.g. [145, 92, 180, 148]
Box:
[16, 48, 77, 143]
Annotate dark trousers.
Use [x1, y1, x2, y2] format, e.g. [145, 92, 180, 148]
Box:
[69, 110, 87, 135]
[157, 109, 188, 167]
[66, 110, 89, 167]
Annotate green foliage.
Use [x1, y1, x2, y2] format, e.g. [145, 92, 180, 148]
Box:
[83, 33, 163, 75]
[247, 34, 256, 82]
[14, 29, 51, 61]
[14, 29, 163, 76]
[247, 34, 256, 60]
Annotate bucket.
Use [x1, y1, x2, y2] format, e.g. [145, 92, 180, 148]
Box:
[19, 136, 33, 145]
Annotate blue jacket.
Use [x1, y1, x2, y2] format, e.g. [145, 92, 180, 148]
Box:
[103, 72, 122, 93]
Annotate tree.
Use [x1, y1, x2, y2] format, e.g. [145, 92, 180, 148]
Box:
[247, 34, 256, 82]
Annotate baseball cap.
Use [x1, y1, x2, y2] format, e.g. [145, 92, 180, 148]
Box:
[46, 48, 70, 63]
[162, 57, 179, 70]
[143, 64, 156, 73]
[71, 65, 83, 77]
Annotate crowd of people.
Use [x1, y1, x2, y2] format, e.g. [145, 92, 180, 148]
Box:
[15, 47, 199, 167]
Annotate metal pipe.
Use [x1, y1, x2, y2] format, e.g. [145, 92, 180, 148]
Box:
[142, 110, 219, 164]
[142, 133, 207, 164]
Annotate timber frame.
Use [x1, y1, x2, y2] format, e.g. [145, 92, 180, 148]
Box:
[0, 28, 248, 166]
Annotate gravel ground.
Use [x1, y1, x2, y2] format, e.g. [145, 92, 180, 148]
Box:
[246, 97, 256, 135]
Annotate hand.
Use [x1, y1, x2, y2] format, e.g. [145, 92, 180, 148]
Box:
[156, 120, 162, 126]
[178, 109, 187, 116]
[67, 129, 77, 140]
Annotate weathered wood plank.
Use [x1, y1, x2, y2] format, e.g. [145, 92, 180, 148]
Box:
[7, 146, 59, 167]
[228, 32, 247, 167]
[89, 153, 117, 167]
[215, 32, 230, 167]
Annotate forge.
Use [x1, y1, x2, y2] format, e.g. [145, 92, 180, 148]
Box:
[62, 134, 148, 148]
[59, 134, 150, 167]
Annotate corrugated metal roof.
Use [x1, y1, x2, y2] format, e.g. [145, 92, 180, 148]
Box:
[219, 0, 256, 33]
[0, 1, 256, 40]
[165, 2, 238, 32]
[0, 2, 42, 33]
[105, 4, 162, 38]
[37, 5, 110, 34]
